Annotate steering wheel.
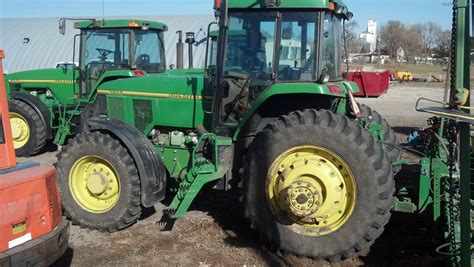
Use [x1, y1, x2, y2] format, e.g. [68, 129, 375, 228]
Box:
[96, 48, 113, 60]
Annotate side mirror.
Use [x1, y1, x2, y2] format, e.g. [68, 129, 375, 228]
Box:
[317, 72, 330, 84]
[345, 12, 354, 21]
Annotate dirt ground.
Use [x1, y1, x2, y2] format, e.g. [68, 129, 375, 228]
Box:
[20, 82, 449, 266]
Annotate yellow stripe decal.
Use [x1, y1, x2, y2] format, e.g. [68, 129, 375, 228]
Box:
[8, 79, 76, 84]
[97, 89, 208, 100]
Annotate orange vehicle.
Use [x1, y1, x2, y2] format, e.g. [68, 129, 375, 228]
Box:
[0, 50, 69, 266]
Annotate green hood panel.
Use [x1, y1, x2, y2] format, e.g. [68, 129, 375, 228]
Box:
[6, 68, 79, 104]
[97, 74, 207, 130]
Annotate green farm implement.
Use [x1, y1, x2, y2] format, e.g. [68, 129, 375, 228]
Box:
[48, 0, 471, 264]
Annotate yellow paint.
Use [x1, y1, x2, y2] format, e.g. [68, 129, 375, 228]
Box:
[8, 79, 76, 84]
[395, 71, 413, 81]
[12, 221, 26, 235]
[69, 156, 120, 213]
[9, 112, 30, 149]
[97, 89, 211, 100]
[266, 145, 356, 236]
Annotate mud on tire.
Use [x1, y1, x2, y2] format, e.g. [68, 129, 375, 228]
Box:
[241, 109, 394, 261]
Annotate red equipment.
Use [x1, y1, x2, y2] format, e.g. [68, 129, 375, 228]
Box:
[347, 69, 391, 98]
[0, 50, 69, 266]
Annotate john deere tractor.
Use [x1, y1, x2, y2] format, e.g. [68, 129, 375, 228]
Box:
[5, 19, 183, 156]
[53, 0, 403, 261]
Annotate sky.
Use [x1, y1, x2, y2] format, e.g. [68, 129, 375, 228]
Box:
[0, 0, 453, 33]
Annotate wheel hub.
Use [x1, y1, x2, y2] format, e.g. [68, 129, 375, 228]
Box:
[11, 122, 22, 139]
[69, 156, 120, 213]
[9, 113, 30, 148]
[86, 173, 108, 195]
[285, 182, 322, 217]
[267, 146, 357, 236]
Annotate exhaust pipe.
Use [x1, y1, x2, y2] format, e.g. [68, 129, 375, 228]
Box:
[176, 31, 184, 69]
[185, 32, 195, 69]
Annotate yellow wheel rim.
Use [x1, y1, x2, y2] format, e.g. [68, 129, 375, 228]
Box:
[266, 146, 357, 236]
[69, 156, 120, 213]
[9, 112, 30, 149]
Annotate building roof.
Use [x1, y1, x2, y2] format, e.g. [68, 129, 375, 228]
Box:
[0, 15, 215, 73]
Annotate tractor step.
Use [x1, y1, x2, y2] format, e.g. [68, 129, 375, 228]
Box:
[157, 134, 232, 230]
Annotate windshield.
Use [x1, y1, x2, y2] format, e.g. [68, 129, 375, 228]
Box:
[83, 29, 165, 73]
[278, 12, 318, 81]
[134, 30, 166, 73]
[322, 13, 342, 81]
[225, 12, 276, 75]
[84, 29, 130, 71]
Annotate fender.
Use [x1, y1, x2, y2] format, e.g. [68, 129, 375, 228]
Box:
[232, 82, 359, 139]
[87, 116, 166, 207]
[10, 92, 53, 139]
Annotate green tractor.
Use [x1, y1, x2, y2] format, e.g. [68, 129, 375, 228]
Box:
[54, 0, 403, 260]
[4, 18, 195, 156]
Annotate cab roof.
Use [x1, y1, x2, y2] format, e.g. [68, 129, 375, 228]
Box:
[227, 0, 346, 10]
[74, 19, 168, 31]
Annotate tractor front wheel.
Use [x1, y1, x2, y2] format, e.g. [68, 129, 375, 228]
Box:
[56, 131, 142, 232]
[242, 109, 394, 261]
[8, 99, 47, 157]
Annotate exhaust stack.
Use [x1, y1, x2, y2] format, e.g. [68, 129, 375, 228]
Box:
[176, 31, 184, 69]
[185, 32, 195, 69]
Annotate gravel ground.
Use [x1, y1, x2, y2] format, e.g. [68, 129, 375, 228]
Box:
[19, 82, 448, 266]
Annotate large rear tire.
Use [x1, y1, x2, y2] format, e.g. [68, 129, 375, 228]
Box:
[242, 109, 394, 261]
[56, 131, 142, 232]
[8, 99, 47, 157]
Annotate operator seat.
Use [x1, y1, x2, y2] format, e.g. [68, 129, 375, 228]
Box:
[136, 54, 150, 70]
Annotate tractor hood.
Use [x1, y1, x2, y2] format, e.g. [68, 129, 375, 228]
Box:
[5, 68, 77, 86]
[5, 68, 78, 104]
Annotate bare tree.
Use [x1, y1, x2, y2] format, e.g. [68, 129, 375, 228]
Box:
[380, 20, 405, 59]
[402, 24, 424, 62]
[433, 30, 451, 58]
[419, 21, 442, 59]
[344, 20, 365, 53]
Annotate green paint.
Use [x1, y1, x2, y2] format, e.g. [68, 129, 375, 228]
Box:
[5, 19, 167, 146]
[232, 81, 352, 139]
[100, 73, 207, 130]
[6, 68, 80, 104]
[227, 0, 346, 9]
[156, 146, 191, 179]
[167, 134, 232, 218]
[75, 19, 168, 31]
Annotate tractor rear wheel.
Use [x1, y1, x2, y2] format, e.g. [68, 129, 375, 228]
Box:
[359, 104, 400, 169]
[241, 109, 394, 261]
[8, 99, 47, 157]
[56, 131, 142, 232]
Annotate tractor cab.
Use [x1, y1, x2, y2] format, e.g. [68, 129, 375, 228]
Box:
[62, 19, 167, 98]
[207, 0, 353, 132]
